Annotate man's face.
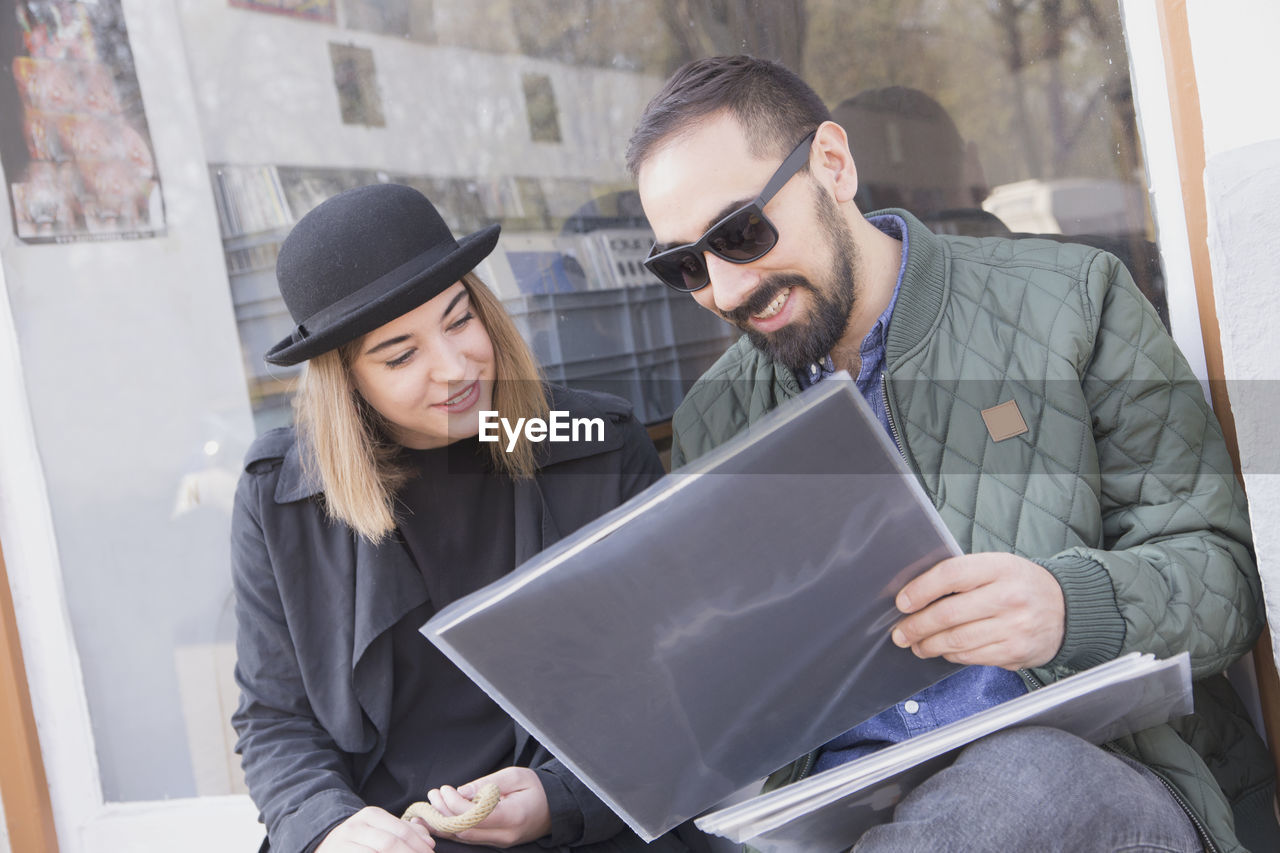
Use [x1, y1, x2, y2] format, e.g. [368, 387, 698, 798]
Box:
[637, 114, 859, 370]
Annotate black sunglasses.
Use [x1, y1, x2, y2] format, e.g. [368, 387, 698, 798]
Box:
[643, 130, 817, 293]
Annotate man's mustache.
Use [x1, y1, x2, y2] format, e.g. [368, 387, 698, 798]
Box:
[722, 275, 813, 327]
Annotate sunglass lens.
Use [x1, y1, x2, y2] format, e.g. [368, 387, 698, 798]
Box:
[707, 208, 777, 261]
[648, 250, 708, 292]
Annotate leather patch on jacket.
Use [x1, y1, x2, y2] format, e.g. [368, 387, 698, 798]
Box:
[981, 399, 1029, 442]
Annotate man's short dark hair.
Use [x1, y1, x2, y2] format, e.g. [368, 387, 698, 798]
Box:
[626, 55, 831, 177]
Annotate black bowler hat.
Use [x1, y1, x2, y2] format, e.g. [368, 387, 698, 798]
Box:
[265, 183, 500, 366]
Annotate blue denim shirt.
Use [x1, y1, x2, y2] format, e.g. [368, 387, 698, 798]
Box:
[796, 214, 1028, 772]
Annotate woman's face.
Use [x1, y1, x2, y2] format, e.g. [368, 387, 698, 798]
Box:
[348, 282, 497, 449]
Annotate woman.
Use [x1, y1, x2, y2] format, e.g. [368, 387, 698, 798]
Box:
[231, 184, 697, 853]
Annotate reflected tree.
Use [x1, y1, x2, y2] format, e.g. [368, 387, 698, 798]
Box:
[797, 0, 1136, 188]
[657, 0, 807, 71]
[987, 0, 1138, 180]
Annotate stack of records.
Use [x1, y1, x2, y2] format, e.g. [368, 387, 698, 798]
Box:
[696, 652, 1190, 851]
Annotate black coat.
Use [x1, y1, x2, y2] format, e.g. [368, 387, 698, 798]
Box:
[231, 386, 678, 853]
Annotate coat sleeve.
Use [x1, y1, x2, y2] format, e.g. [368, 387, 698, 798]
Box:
[231, 469, 364, 853]
[1036, 252, 1262, 681]
[532, 761, 628, 847]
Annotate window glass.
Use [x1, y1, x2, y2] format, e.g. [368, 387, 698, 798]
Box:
[0, 0, 1160, 801]
[202, 0, 1163, 438]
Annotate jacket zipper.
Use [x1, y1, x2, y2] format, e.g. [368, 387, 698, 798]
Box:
[880, 373, 907, 462]
[790, 749, 816, 784]
[1101, 742, 1218, 853]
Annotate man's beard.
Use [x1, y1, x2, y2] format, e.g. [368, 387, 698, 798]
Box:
[722, 186, 859, 370]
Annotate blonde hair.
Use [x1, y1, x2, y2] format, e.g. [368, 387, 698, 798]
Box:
[296, 272, 550, 542]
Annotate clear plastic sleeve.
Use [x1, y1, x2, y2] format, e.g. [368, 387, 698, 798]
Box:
[425, 377, 963, 839]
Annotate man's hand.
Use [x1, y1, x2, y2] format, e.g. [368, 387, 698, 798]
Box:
[316, 806, 436, 852]
[891, 552, 1065, 670]
[426, 766, 551, 848]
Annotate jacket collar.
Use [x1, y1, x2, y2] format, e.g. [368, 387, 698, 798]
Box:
[273, 383, 628, 504]
[275, 439, 322, 503]
[864, 208, 950, 370]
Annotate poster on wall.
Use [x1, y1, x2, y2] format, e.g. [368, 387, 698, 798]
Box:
[0, 0, 166, 243]
[228, 0, 335, 23]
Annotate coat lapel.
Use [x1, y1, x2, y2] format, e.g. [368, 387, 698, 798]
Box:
[338, 389, 616, 768]
[350, 531, 429, 757]
[347, 479, 555, 768]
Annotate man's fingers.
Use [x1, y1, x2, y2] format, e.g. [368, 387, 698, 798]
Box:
[892, 586, 999, 647]
[896, 556, 994, 613]
[929, 636, 1022, 669]
[903, 614, 1006, 658]
[905, 613, 1056, 669]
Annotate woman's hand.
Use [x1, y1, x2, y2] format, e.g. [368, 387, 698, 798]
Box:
[426, 766, 552, 848]
[316, 806, 436, 852]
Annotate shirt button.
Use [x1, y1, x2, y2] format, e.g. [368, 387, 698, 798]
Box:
[903, 700, 920, 714]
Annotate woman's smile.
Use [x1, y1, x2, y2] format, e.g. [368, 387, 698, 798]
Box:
[436, 380, 481, 414]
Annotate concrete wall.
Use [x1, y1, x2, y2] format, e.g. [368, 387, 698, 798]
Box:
[1184, 0, 1280, 669]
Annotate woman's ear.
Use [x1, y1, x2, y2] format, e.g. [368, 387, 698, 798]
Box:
[813, 120, 859, 204]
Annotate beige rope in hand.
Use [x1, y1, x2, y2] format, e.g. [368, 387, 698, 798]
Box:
[401, 782, 501, 834]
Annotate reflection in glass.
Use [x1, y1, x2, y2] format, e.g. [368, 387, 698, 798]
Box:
[21, 0, 1165, 804]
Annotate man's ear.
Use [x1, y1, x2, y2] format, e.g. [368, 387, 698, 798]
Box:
[812, 120, 858, 204]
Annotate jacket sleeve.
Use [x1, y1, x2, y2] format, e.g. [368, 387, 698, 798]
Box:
[533, 760, 628, 847]
[1036, 252, 1262, 681]
[231, 469, 363, 853]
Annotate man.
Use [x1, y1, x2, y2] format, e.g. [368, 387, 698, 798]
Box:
[628, 56, 1273, 852]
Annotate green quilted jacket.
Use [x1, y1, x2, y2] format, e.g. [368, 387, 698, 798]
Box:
[670, 210, 1271, 852]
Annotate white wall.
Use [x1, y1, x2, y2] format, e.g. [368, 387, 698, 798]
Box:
[1183, 0, 1280, 671]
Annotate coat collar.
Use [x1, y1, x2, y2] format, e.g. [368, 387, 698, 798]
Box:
[272, 383, 629, 504]
[863, 208, 951, 371]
